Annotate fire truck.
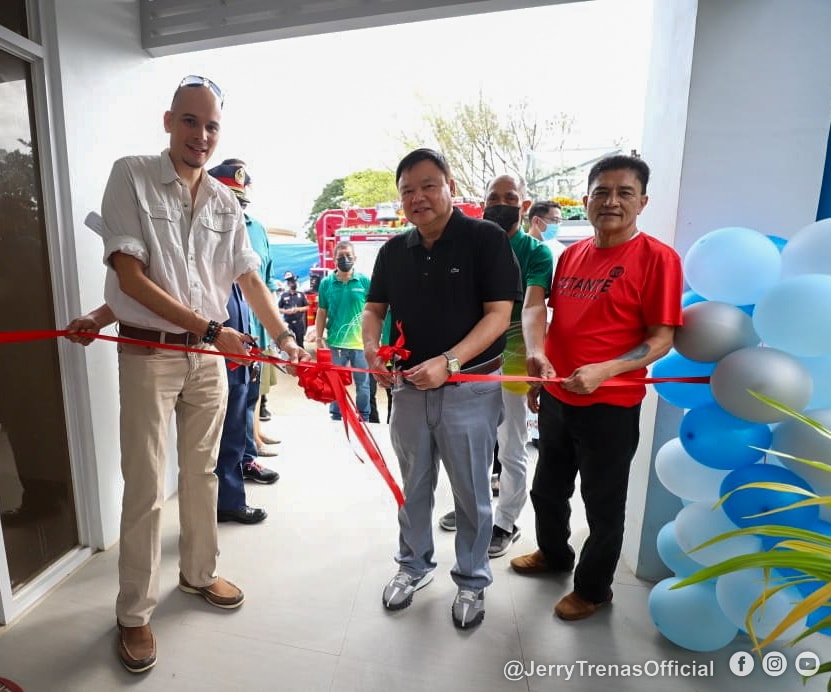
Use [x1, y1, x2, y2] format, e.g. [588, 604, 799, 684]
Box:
[306, 199, 483, 325]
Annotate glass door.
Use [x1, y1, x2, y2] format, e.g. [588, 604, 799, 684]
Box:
[0, 49, 79, 591]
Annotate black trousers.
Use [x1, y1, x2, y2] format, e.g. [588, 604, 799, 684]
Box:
[531, 389, 641, 603]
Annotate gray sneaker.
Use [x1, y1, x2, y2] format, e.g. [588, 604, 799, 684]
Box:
[452, 587, 485, 629]
[382, 570, 434, 610]
[488, 524, 521, 558]
[438, 510, 456, 532]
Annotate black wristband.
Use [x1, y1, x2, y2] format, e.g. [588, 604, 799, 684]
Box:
[202, 320, 222, 344]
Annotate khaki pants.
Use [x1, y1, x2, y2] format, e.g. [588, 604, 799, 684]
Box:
[115, 343, 228, 626]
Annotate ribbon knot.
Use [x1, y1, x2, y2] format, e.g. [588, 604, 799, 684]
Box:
[377, 321, 411, 365]
[297, 361, 352, 404]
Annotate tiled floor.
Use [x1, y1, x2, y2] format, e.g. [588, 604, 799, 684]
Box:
[0, 379, 827, 690]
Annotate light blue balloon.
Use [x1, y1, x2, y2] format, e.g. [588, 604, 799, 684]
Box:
[679, 403, 771, 470]
[653, 349, 716, 409]
[752, 274, 831, 357]
[657, 520, 712, 578]
[684, 227, 782, 305]
[780, 217, 831, 278]
[648, 578, 737, 651]
[720, 463, 818, 529]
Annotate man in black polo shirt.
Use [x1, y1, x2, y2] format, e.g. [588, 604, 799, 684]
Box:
[363, 148, 521, 629]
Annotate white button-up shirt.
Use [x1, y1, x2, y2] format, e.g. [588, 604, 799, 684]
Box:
[100, 150, 260, 332]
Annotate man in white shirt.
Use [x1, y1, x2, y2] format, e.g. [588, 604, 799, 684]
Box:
[66, 76, 308, 673]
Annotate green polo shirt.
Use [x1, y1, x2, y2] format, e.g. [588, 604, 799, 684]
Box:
[503, 230, 554, 393]
[318, 271, 371, 349]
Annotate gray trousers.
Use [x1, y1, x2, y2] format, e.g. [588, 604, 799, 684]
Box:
[389, 377, 503, 590]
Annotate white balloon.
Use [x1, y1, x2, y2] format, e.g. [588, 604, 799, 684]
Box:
[716, 569, 807, 641]
[674, 502, 762, 567]
[655, 438, 730, 502]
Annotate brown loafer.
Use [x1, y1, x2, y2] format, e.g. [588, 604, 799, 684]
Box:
[117, 622, 156, 673]
[510, 550, 573, 575]
[554, 590, 613, 621]
[178, 574, 245, 609]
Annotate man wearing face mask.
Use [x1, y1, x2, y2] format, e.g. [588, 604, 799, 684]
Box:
[278, 272, 309, 347]
[527, 201, 564, 243]
[438, 174, 554, 558]
[315, 241, 372, 421]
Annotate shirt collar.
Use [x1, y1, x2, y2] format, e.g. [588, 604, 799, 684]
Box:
[405, 207, 462, 248]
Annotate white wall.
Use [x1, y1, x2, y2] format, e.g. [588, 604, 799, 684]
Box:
[626, 0, 831, 579]
[50, 0, 209, 546]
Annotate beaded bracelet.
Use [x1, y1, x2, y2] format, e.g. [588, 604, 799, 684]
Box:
[202, 320, 223, 344]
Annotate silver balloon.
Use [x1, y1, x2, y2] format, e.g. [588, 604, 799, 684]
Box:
[710, 347, 813, 423]
[674, 301, 759, 363]
[772, 408, 831, 521]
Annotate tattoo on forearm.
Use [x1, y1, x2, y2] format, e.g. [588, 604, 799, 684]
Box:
[619, 343, 650, 361]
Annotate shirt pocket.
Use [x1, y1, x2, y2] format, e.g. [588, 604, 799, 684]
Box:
[145, 203, 182, 230]
[200, 206, 237, 234]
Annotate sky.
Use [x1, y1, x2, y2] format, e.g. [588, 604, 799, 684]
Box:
[2, 0, 647, 234]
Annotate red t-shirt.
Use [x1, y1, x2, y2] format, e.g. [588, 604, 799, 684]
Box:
[544, 232, 684, 407]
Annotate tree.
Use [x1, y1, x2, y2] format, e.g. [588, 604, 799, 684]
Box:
[342, 169, 397, 207]
[304, 177, 345, 242]
[304, 170, 398, 242]
[401, 93, 578, 200]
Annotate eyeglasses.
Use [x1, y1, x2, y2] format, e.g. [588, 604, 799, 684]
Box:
[179, 75, 224, 107]
[539, 216, 563, 224]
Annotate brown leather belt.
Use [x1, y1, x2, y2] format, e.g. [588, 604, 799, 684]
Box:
[461, 355, 503, 375]
[119, 323, 201, 346]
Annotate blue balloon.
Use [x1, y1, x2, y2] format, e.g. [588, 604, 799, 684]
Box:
[684, 226, 782, 305]
[807, 605, 831, 637]
[648, 578, 738, 651]
[679, 403, 772, 470]
[767, 235, 788, 252]
[720, 464, 818, 529]
[657, 521, 709, 578]
[653, 350, 716, 409]
[682, 289, 707, 307]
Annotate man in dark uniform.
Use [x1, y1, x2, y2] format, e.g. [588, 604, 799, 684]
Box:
[278, 272, 309, 348]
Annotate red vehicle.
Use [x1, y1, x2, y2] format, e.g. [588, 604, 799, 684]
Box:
[307, 200, 483, 326]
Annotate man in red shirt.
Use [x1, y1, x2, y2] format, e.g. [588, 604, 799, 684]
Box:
[511, 154, 684, 621]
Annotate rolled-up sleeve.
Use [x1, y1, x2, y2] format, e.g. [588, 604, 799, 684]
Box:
[101, 158, 149, 267]
[233, 213, 261, 280]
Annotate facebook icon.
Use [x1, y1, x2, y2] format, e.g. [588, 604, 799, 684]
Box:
[729, 651, 755, 677]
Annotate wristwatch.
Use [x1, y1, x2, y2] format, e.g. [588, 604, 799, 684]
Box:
[442, 351, 461, 375]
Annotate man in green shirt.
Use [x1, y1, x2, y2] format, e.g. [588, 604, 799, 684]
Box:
[314, 240, 372, 420]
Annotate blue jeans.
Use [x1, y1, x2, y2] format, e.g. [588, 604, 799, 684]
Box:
[328, 347, 371, 421]
[243, 377, 259, 464]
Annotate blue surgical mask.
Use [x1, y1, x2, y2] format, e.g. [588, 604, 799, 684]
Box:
[542, 223, 560, 241]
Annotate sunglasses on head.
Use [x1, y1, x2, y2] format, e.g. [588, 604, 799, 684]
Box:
[179, 75, 224, 107]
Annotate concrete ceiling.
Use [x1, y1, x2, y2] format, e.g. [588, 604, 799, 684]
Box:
[140, 0, 568, 56]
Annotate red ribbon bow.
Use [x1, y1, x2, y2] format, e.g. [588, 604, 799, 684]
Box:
[376, 321, 411, 366]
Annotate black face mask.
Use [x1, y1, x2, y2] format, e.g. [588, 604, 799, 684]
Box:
[483, 204, 520, 233]
[288, 281, 297, 290]
[337, 257, 354, 272]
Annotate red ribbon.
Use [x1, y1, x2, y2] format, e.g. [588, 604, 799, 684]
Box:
[376, 320, 411, 365]
[1, 329, 407, 508]
[0, 328, 714, 510]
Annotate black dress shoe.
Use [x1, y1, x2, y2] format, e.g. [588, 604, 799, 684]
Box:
[217, 506, 267, 524]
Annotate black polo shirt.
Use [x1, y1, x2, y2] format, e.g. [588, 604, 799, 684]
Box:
[367, 207, 522, 369]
